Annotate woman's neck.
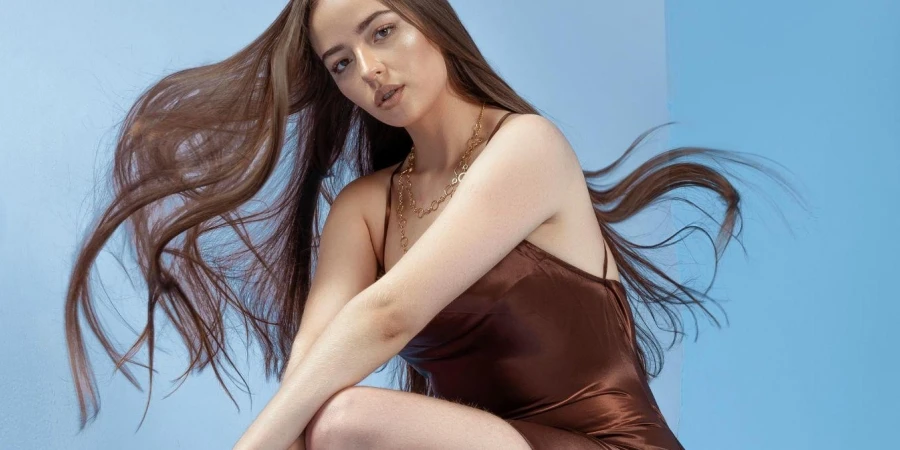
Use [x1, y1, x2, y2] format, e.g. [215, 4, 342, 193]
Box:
[403, 92, 504, 176]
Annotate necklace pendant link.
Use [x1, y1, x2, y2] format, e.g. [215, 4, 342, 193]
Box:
[397, 102, 489, 254]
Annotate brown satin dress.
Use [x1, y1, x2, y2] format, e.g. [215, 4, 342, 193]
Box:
[375, 112, 684, 450]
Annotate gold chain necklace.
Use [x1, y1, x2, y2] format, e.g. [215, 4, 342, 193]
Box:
[396, 102, 487, 254]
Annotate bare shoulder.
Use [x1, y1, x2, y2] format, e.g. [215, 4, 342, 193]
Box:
[502, 112, 563, 136]
[483, 113, 610, 278]
[482, 112, 583, 195]
[335, 161, 403, 249]
[504, 113, 569, 140]
[336, 163, 399, 206]
[493, 113, 578, 163]
[336, 112, 580, 253]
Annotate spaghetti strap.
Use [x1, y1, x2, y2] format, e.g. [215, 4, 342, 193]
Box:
[488, 111, 515, 143]
[601, 236, 609, 280]
[378, 162, 405, 273]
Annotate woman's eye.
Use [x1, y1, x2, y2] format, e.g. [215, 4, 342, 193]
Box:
[374, 24, 395, 40]
[330, 24, 396, 75]
[332, 59, 348, 74]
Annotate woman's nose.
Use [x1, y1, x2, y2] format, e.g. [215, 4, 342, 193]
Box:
[358, 50, 385, 83]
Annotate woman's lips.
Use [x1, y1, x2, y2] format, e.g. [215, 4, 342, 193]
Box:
[377, 85, 404, 109]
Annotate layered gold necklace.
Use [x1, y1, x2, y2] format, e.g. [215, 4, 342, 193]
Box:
[396, 102, 487, 254]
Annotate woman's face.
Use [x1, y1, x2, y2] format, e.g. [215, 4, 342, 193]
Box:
[308, 0, 448, 126]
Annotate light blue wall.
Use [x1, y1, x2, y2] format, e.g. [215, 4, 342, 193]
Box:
[0, 2, 293, 449]
[667, 1, 900, 448]
[0, 1, 675, 448]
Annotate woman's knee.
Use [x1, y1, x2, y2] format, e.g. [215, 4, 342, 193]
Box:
[305, 386, 379, 449]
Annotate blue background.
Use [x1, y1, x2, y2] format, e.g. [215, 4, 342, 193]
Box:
[668, 1, 899, 448]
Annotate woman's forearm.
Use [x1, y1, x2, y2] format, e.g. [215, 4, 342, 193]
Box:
[234, 297, 405, 450]
[282, 354, 309, 449]
[282, 341, 307, 382]
[286, 432, 306, 450]
[281, 341, 312, 449]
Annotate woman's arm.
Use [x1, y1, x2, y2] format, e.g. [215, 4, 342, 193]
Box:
[234, 286, 409, 450]
[234, 114, 578, 449]
[286, 433, 306, 450]
[282, 174, 381, 383]
[257, 175, 382, 448]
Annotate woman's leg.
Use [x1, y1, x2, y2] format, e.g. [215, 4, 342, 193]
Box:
[304, 385, 531, 450]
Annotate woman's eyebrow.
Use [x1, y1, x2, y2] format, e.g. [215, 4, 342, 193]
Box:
[319, 9, 392, 62]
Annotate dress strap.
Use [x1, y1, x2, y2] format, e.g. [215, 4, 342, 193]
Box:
[488, 111, 515, 143]
[601, 236, 609, 280]
[378, 162, 405, 272]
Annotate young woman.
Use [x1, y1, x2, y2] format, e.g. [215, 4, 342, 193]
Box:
[65, 0, 799, 448]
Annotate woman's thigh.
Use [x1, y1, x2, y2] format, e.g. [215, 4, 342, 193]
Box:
[305, 385, 532, 450]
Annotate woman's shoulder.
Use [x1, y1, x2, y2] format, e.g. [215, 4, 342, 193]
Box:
[334, 112, 553, 235]
[350, 161, 403, 202]
[333, 162, 401, 239]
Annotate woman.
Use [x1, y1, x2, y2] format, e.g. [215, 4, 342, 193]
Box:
[64, 0, 799, 448]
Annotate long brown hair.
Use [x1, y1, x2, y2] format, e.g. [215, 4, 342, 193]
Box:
[65, 0, 805, 430]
